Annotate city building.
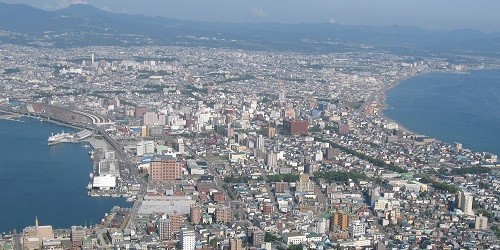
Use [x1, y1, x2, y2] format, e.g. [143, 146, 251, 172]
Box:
[283, 119, 308, 135]
[332, 212, 350, 231]
[215, 206, 232, 224]
[148, 155, 183, 182]
[458, 190, 474, 215]
[70, 226, 86, 248]
[248, 227, 264, 247]
[475, 215, 488, 230]
[158, 218, 172, 241]
[180, 228, 195, 250]
[283, 232, 306, 245]
[229, 238, 242, 250]
[349, 220, 366, 237]
[22, 218, 54, 250]
[190, 206, 201, 225]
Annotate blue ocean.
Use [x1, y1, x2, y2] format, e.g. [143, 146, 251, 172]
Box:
[0, 117, 128, 233]
[385, 69, 500, 156]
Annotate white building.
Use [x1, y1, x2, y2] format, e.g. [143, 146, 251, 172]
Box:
[180, 228, 195, 250]
[459, 190, 474, 216]
[92, 175, 117, 189]
[137, 141, 155, 156]
[283, 232, 306, 245]
[349, 220, 366, 237]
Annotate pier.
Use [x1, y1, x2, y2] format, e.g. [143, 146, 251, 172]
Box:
[0, 113, 24, 122]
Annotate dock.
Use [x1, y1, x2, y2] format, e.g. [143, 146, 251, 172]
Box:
[0, 114, 24, 122]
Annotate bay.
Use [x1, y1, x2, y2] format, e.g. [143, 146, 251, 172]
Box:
[385, 69, 500, 156]
[0, 117, 128, 233]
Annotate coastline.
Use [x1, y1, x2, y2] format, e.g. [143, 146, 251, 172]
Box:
[375, 68, 500, 156]
[375, 70, 434, 135]
[0, 117, 128, 232]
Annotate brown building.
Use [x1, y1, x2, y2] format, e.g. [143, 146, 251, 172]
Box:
[331, 212, 350, 231]
[248, 227, 264, 247]
[22, 218, 54, 250]
[158, 218, 172, 241]
[325, 147, 341, 160]
[229, 238, 242, 250]
[71, 226, 86, 248]
[283, 119, 308, 135]
[215, 206, 232, 224]
[170, 213, 184, 235]
[274, 182, 289, 193]
[213, 192, 225, 203]
[190, 206, 202, 225]
[134, 106, 148, 118]
[148, 155, 183, 182]
[267, 126, 276, 138]
[262, 202, 274, 214]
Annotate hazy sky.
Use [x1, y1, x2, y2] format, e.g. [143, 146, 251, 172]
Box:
[3, 0, 500, 32]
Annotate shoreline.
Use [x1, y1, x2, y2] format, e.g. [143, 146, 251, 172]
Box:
[0, 117, 129, 232]
[375, 70, 436, 135]
[375, 68, 500, 155]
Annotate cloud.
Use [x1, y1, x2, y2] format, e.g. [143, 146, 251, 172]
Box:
[252, 7, 268, 18]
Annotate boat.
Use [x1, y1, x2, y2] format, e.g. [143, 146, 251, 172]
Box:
[83, 144, 90, 148]
[47, 131, 74, 145]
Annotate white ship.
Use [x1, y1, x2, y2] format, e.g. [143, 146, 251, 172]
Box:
[47, 131, 74, 145]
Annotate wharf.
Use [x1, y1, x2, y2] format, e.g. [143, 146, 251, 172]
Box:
[0, 114, 24, 122]
[85, 138, 112, 149]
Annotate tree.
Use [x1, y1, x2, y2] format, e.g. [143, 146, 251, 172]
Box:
[209, 238, 219, 247]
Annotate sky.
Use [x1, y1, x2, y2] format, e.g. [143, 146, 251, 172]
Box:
[2, 0, 500, 32]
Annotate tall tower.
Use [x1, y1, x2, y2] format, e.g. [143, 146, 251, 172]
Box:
[459, 190, 473, 215]
[278, 88, 286, 102]
[256, 135, 265, 149]
[91, 53, 95, 64]
[180, 228, 195, 250]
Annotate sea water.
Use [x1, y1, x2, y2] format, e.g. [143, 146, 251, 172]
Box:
[0, 117, 128, 233]
[385, 69, 500, 156]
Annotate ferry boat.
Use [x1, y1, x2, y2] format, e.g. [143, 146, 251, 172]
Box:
[47, 131, 74, 145]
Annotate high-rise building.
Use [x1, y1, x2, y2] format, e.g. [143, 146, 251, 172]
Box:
[71, 226, 86, 248]
[315, 218, 328, 234]
[170, 213, 184, 235]
[143, 111, 159, 126]
[332, 212, 350, 231]
[267, 126, 276, 138]
[265, 152, 278, 168]
[148, 155, 183, 182]
[256, 135, 265, 149]
[158, 218, 172, 241]
[180, 228, 196, 250]
[230, 238, 243, 250]
[278, 89, 286, 102]
[248, 227, 264, 247]
[458, 190, 474, 215]
[215, 206, 232, 224]
[283, 119, 308, 135]
[274, 182, 289, 193]
[348, 220, 366, 237]
[475, 215, 488, 230]
[190, 206, 201, 225]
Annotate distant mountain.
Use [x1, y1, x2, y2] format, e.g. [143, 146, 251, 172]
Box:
[1, 2, 499, 54]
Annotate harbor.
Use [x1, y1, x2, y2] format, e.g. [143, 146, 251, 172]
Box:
[47, 129, 93, 146]
[0, 113, 24, 122]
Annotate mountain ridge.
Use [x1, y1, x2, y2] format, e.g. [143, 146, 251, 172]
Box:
[0, 2, 499, 54]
